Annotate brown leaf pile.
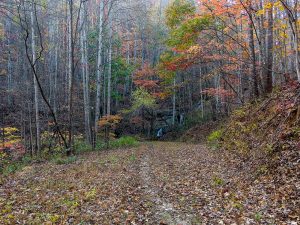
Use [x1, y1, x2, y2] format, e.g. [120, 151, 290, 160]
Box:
[1, 140, 298, 224]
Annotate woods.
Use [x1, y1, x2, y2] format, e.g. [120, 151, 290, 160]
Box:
[0, 0, 300, 224]
[0, 0, 299, 155]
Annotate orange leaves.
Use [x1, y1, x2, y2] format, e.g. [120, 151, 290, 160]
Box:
[133, 63, 164, 99]
[152, 91, 169, 100]
[222, 64, 239, 73]
[164, 61, 180, 71]
[98, 115, 122, 128]
[200, 0, 243, 17]
[134, 64, 158, 90]
[134, 63, 155, 80]
[133, 80, 159, 89]
[203, 87, 235, 98]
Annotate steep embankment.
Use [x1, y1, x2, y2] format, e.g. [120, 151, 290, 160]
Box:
[220, 83, 300, 224]
[210, 82, 300, 223]
[173, 82, 300, 223]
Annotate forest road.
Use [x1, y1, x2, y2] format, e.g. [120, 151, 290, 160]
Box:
[1, 141, 284, 224]
[135, 141, 229, 224]
[139, 143, 192, 225]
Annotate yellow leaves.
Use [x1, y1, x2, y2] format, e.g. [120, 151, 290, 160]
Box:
[281, 24, 288, 30]
[265, 2, 273, 9]
[1, 204, 12, 214]
[98, 115, 122, 128]
[258, 1, 284, 15]
[274, 1, 285, 11]
[279, 31, 288, 39]
[49, 214, 60, 223]
[3, 127, 18, 135]
[273, 1, 281, 7]
[85, 188, 97, 200]
[186, 45, 202, 55]
[61, 197, 80, 209]
[256, 9, 265, 16]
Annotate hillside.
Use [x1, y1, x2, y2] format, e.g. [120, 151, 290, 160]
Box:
[185, 82, 300, 224]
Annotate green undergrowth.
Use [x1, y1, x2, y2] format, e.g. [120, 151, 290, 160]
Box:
[109, 136, 139, 149]
[207, 129, 223, 150]
[1, 136, 139, 177]
[75, 136, 139, 154]
[0, 155, 33, 177]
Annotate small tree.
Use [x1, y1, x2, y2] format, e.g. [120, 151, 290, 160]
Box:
[129, 88, 157, 136]
[98, 115, 122, 148]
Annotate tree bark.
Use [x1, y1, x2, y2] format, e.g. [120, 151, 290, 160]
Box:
[172, 77, 176, 126]
[107, 11, 112, 116]
[67, 0, 75, 154]
[94, 0, 104, 144]
[248, 17, 259, 97]
[265, 1, 274, 93]
[80, 2, 92, 144]
[31, 0, 41, 155]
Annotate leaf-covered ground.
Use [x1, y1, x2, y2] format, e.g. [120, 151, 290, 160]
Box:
[0, 142, 299, 224]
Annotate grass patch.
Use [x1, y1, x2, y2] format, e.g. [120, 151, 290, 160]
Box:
[254, 212, 262, 221]
[109, 136, 139, 149]
[0, 154, 34, 176]
[52, 155, 77, 165]
[207, 129, 223, 150]
[94, 136, 139, 151]
[98, 155, 120, 167]
[212, 175, 225, 186]
[128, 153, 137, 162]
[74, 139, 93, 154]
[1, 136, 139, 176]
[1, 163, 23, 176]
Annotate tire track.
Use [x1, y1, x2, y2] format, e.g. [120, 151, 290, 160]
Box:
[139, 143, 191, 225]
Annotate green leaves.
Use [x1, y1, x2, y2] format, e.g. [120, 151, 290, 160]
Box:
[165, 0, 196, 29]
[165, 0, 211, 51]
[207, 129, 223, 149]
[166, 15, 211, 50]
[131, 88, 156, 111]
[112, 57, 134, 82]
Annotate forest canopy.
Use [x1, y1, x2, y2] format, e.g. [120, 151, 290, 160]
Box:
[0, 0, 299, 155]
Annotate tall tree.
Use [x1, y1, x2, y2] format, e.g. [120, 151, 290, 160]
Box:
[265, 0, 274, 93]
[80, 1, 92, 144]
[30, 0, 41, 154]
[94, 0, 104, 144]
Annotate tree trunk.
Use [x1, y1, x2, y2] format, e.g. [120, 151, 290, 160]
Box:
[107, 12, 112, 116]
[6, 14, 13, 106]
[80, 2, 92, 144]
[172, 77, 176, 126]
[265, 1, 273, 93]
[94, 0, 104, 145]
[199, 67, 204, 118]
[31, 0, 41, 155]
[248, 17, 259, 97]
[258, 0, 267, 90]
[67, 0, 75, 155]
